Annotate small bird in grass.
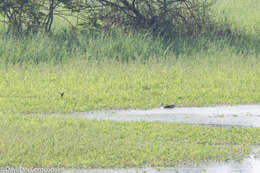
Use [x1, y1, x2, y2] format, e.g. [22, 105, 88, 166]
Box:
[160, 103, 176, 109]
[58, 92, 64, 98]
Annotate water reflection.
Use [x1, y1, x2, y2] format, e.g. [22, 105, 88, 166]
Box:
[66, 155, 260, 173]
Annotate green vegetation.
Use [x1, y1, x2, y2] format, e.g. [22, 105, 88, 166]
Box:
[0, 0, 259, 168]
[1, 57, 260, 113]
[0, 0, 213, 34]
[0, 0, 259, 113]
[1, 114, 260, 167]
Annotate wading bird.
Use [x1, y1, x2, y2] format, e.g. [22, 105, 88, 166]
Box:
[160, 103, 176, 109]
[58, 92, 64, 98]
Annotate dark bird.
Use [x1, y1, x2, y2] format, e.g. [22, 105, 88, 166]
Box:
[160, 103, 176, 109]
[58, 92, 64, 98]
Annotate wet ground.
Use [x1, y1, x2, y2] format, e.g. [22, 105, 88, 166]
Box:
[4, 105, 259, 173]
[68, 104, 260, 127]
[2, 153, 260, 173]
[64, 145, 260, 173]
[65, 153, 260, 173]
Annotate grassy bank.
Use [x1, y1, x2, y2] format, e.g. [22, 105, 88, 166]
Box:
[1, 114, 260, 167]
[1, 56, 260, 113]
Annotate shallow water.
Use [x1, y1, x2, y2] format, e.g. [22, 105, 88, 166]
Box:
[66, 104, 260, 127]
[2, 154, 260, 173]
[65, 155, 260, 173]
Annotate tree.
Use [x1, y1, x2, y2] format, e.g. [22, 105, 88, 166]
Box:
[0, 0, 214, 34]
[0, 0, 63, 34]
[65, 0, 214, 33]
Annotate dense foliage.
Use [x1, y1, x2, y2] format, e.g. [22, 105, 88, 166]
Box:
[0, 0, 214, 34]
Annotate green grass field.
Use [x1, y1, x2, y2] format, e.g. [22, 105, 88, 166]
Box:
[0, 0, 260, 168]
[1, 57, 260, 113]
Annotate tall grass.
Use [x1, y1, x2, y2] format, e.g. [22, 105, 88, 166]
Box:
[0, 0, 259, 65]
[0, 27, 258, 66]
[212, 0, 260, 33]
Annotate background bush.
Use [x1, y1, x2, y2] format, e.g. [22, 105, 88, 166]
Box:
[0, 0, 214, 34]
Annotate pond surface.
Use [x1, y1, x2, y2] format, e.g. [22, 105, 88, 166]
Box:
[67, 104, 260, 127]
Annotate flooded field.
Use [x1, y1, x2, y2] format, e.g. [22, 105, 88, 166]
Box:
[65, 105, 260, 127]
[3, 105, 259, 173]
